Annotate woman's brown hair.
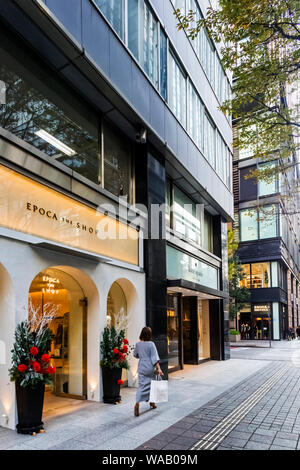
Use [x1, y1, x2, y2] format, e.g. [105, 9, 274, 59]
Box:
[139, 326, 152, 341]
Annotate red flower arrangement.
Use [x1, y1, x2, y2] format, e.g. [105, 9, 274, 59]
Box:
[121, 345, 128, 353]
[33, 361, 41, 372]
[47, 365, 56, 374]
[41, 354, 51, 363]
[117, 379, 124, 385]
[30, 346, 39, 356]
[123, 339, 129, 345]
[113, 348, 119, 355]
[17, 364, 27, 373]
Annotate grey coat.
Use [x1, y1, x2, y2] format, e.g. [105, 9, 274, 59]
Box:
[134, 341, 160, 402]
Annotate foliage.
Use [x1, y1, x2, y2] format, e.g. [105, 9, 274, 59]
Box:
[175, 0, 300, 185]
[100, 327, 133, 370]
[228, 229, 250, 320]
[229, 329, 240, 336]
[9, 321, 55, 388]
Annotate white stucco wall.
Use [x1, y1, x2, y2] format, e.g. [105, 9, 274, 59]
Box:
[0, 236, 146, 430]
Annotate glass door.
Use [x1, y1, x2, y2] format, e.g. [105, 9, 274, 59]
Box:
[167, 293, 181, 371]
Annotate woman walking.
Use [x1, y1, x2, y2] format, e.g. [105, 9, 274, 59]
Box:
[133, 326, 163, 417]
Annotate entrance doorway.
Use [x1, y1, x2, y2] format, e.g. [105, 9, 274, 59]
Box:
[28, 268, 87, 400]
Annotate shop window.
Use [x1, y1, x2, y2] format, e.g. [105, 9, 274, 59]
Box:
[107, 282, 128, 382]
[167, 294, 180, 371]
[103, 121, 132, 201]
[240, 264, 251, 288]
[251, 262, 271, 288]
[0, 61, 100, 185]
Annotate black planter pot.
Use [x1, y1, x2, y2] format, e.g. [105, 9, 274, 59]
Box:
[15, 381, 45, 434]
[102, 367, 122, 404]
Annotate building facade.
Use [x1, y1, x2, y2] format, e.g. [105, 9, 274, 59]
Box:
[232, 124, 300, 340]
[0, 0, 233, 430]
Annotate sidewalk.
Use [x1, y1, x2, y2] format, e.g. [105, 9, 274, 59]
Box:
[231, 339, 299, 348]
[0, 358, 269, 450]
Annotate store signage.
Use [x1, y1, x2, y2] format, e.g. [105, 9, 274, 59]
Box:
[166, 245, 219, 290]
[0, 165, 139, 265]
[254, 305, 270, 313]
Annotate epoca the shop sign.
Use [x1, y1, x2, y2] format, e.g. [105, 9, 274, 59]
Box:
[0, 165, 139, 265]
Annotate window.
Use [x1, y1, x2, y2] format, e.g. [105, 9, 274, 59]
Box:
[169, 50, 187, 127]
[251, 262, 271, 288]
[238, 125, 256, 160]
[240, 209, 258, 241]
[141, 2, 159, 87]
[240, 205, 279, 241]
[203, 211, 213, 252]
[188, 82, 203, 150]
[0, 60, 100, 185]
[173, 186, 201, 244]
[204, 113, 216, 168]
[128, 0, 139, 60]
[160, 30, 168, 101]
[94, 0, 125, 40]
[241, 262, 272, 288]
[240, 166, 257, 200]
[259, 205, 278, 239]
[103, 121, 132, 201]
[258, 162, 278, 197]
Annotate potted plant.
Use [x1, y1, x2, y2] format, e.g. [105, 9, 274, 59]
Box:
[9, 302, 57, 435]
[100, 327, 133, 404]
[229, 329, 241, 342]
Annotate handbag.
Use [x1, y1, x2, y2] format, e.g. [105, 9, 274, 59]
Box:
[149, 375, 168, 403]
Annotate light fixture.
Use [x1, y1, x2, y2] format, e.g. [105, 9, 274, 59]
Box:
[35, 129, 76, 156]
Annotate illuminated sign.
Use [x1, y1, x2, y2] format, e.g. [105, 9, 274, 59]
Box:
[254, 305, 270, 313]
[0, 165, 139, 265]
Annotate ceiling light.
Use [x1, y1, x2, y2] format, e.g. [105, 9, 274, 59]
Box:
[35, 129, 76, 156]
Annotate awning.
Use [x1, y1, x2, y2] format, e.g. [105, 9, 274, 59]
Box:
[167, 279, 228, 300]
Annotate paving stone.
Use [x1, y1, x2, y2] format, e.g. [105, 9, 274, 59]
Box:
[245, 441, 270, 450]
[272, 438, 297, 449]
[276, 431, 298, 441]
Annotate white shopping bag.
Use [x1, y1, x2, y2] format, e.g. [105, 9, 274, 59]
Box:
[149, 376, 168, 403]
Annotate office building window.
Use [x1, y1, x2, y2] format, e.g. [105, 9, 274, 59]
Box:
[0, 61, 100, 185]
[169, 50, 187, 127]
[240, 209, 258, 241]
[240, 166, 257, 200]
[173, 186, 201, 244]
[94, 0, 125, 40]
[128, 0, 139, 60]
[188, 82, 203, 150]
[258, 162, 278, 197]
[103, 121, 132, 201]
[142, 1, 158, 87]
[240, 206, 279, 241]
[203, 211, 213, 252]
[160, 30, 168, 101]
[204, 113, 216, 169]
[259, 205, 278, 239]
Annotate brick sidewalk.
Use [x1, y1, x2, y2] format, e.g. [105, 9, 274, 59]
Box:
[137, 363, 300, 450]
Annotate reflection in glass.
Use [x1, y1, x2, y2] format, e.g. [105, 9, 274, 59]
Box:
[0, 63, 100, 184]
[167, 294, 180, 370]
[259, 205, 278, 239]
[103, 121, 132, 201]
[94, 0, 125, 40]
[240, 209, 258, 241]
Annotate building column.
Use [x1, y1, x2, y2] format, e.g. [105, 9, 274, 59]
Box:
[135, 145, 168, 376]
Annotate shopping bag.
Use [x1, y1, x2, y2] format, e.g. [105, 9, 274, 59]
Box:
[149, 376, 168, 403]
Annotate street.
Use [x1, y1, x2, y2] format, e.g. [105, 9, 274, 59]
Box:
[1, 340, 300, 450]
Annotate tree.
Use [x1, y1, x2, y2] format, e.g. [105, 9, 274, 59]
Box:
[227, 229, 250, 321]
[175, 0, 300, 186]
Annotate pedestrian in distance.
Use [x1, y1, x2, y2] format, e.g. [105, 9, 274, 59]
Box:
[133, 326, 163, 417]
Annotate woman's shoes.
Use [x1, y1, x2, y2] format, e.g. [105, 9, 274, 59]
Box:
[150, 402, 157, 409]
[134, 403, 139, 417]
